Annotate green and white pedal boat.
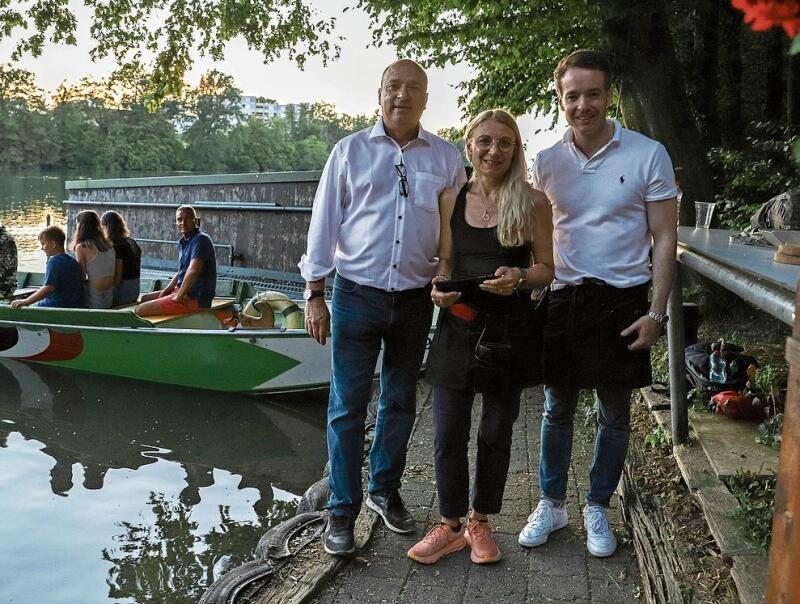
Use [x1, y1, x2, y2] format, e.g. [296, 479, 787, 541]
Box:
[0, 292, 337, 394]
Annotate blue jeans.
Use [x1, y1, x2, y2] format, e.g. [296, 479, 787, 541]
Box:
[327, 275, 433, 519]
[539, 385, 632, 507]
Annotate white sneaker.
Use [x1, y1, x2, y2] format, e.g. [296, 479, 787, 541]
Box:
[583, 504, 617, 557]
[518, 499, 568, 547]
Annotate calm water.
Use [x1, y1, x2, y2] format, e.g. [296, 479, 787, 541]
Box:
[0, 171, 330, 603]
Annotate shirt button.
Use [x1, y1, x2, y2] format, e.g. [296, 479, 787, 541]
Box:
[392, 264, 397, 268]
[395, 240, 400, 244]
[398, 216, 403, 219]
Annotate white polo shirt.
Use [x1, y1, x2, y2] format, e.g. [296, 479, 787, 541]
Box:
[299, 119, 466, 291]
[532, 119, 676, 288]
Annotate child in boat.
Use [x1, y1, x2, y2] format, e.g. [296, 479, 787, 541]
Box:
[11, 226, 85, 309]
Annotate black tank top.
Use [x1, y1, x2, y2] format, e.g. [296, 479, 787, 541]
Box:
[451, 182, 531, 280]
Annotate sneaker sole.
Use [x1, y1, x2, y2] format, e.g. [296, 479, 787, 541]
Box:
[517, 515, 569, 548]
[586, 541, 617, 558]
[465, 530, 502, 564]
[365, 497, 415, 534]
[407, 537, 467, 564]
[323, 542, 356, 556]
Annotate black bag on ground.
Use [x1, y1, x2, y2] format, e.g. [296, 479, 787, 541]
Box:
[750, 189, 800, 230]
[684, 342, 758, 392]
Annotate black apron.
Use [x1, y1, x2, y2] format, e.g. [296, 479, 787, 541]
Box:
[424, 183, 543, 392]
[541, 281, 652, 389]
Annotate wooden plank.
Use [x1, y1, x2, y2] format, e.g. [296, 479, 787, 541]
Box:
[673, 440, 719, 492]
[641, 385, 671, 411]
[652, 409, 673, 442]
[731, 553, 769, 604]
[689, 411, 778, 479]
[695, 484, 759, 557]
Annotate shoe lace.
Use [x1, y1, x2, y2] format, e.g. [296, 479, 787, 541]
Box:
[527, 501, 553, 528]
[423, 524, 451, 544]
[470, 520, 492, 545]
[585, 506, 610, 535]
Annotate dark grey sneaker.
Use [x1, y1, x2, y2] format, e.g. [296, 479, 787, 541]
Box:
[366, 490, 415, 534]
[324, 514, 355, 556]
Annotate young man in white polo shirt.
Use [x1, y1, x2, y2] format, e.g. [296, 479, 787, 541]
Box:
[518, 50, 677, 557]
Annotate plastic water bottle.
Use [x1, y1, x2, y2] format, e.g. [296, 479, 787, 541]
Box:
[709, 343, 727, 384]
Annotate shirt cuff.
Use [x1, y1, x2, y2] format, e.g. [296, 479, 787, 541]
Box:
[298, 255, 334, 283]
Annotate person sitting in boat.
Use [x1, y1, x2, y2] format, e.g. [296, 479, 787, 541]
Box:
[100, 210, 142, 306]
[73, 210, 116, 309]
[11, 226, 85, 309]
[135, 205, 216, 317]
[0, 221, 17, 301]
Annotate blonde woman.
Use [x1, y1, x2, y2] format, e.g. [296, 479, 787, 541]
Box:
[73, 210, 116, 309]
[408, 109, 554, 565]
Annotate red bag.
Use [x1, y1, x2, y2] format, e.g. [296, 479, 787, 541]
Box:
[710, 391, 767, 421]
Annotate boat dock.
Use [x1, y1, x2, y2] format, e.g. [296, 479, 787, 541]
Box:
[248, 383, 643, 603]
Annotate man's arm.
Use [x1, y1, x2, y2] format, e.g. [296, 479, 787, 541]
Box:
[174, 258, 203, 303]
[300, 146, 346, 346]
[139, 273, 178, 303]
[11, 284, 55, 308]
[621, 198, 677, 350]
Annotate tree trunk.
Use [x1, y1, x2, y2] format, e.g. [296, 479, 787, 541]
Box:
[717, 3, 744, 148]
[601, 0, 716, 225]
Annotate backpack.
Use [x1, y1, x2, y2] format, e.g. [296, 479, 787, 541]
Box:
[751, 189, 800, 230]
[685, 342, 758, 393]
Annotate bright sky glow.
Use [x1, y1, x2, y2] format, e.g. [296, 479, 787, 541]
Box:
[0, 0, 565, 158]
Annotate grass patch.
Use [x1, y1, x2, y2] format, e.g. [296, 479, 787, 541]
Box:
[726, 471, 777, 551]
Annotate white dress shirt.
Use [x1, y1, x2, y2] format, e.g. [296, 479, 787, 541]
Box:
[299, 120, 466, 291]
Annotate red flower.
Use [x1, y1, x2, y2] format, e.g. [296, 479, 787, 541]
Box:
[731, 0, 800, 37]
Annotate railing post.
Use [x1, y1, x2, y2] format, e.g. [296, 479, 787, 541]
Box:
[668, 263, 688, 443]
[765, 286, 800, 602]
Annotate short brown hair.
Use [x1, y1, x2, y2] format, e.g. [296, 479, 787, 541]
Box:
[554, 49, 612, 93]
[38, 225, 66, 247]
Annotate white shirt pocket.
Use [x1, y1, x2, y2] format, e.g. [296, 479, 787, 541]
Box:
[413, 172, 445, 212]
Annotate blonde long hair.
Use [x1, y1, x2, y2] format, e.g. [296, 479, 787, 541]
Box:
[465, 109, 535, 247]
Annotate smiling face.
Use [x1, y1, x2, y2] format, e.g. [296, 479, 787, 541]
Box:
[175, 209, 197, 237]
[558, 67, 611, 140]
[378, 60, 428, 137]
[466, 119, 517, 180]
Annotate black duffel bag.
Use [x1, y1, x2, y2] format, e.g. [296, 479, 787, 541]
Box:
[685, 342, 758, 392]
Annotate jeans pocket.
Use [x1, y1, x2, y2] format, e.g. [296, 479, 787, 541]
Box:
[334, 274, 358, 293]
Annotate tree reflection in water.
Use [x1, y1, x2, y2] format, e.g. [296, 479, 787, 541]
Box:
[102, 492, 297, 602]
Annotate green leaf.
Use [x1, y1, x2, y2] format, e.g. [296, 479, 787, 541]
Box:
[791, 34, 800, 55]
[795, 139, 800, 165]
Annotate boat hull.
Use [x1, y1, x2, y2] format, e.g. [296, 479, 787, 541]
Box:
[0, 318, 334, 393]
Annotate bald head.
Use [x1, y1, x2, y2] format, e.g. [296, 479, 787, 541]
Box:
[381, 59, 428, 90]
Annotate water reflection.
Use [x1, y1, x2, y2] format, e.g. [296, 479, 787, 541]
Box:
[0, 170, 68, 271]
[0, 359, 328, 603]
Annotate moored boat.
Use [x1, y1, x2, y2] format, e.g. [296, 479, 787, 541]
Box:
[0, 287, 337, 394]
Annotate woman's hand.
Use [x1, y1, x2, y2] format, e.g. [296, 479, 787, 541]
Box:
[431, 275, 461, 308]
[479, 266, 520, 296]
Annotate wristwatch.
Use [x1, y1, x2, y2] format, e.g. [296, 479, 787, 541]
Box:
[647, 310, 669, 325]
[303, 288, 324, 301]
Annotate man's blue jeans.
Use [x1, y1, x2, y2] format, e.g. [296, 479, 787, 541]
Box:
[539, 385, 632, 507]
[327, 275, 433, 519]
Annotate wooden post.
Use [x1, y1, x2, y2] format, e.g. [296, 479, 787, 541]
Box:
[668, 264, 688, 443]
[765, 288, 800, 602]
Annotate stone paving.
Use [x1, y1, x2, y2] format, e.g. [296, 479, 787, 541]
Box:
[311, 385, 643, 604]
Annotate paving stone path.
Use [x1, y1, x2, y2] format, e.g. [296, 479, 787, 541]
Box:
[311, 385, 644, 603]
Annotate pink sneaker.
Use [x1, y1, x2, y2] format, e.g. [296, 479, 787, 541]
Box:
[465, 518, 501, 564]
[407, 523, 467, 564]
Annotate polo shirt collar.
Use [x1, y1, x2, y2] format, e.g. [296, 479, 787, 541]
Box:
[561, 118, 622, 146]
[369, 119, 431, 147]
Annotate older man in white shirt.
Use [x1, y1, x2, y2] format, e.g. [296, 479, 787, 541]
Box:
[299, 59, 466, 556]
